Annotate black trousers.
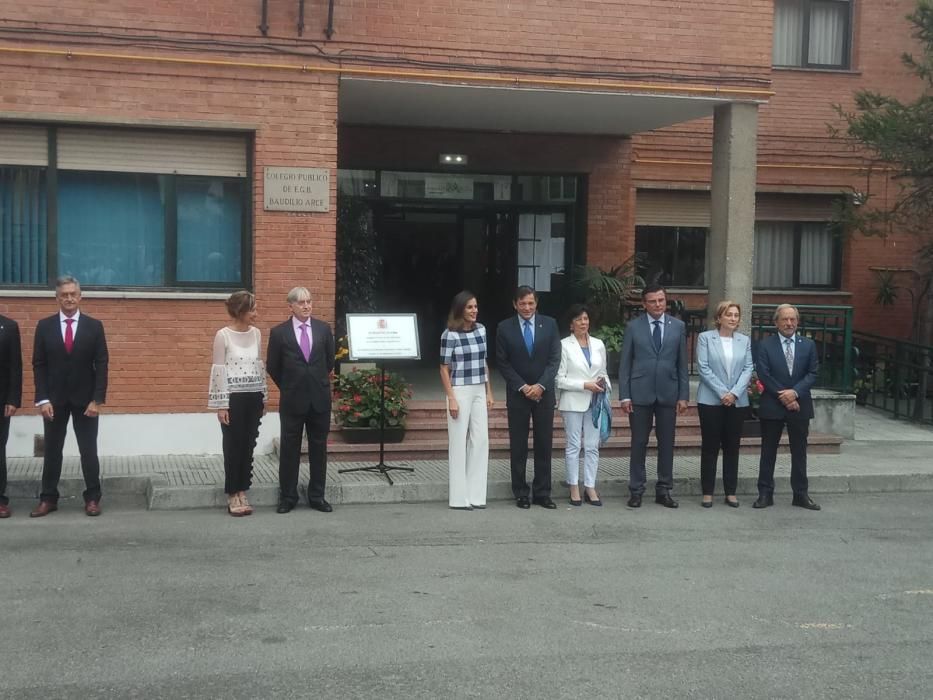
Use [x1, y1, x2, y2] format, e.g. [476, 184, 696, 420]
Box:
[278, 407, 329, 506]
[698, 403, 748, 496]
[628, 402, 676, 496]
[40, 403, 100, 504]
[0, 414, 9, 505]
[506, 393, 554, 500]
[757, 415, 810, 497]
[220, 392, 264, 494]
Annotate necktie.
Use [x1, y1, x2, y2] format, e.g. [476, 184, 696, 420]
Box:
[523, 320, 533, 355]
[652, 320, 661, 351]
[64, 318, 74, 354]
[299, 323, 311, 362]
[784, 338, 794, 374]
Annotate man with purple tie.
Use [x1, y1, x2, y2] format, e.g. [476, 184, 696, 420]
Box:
[267, 287, 335, 514]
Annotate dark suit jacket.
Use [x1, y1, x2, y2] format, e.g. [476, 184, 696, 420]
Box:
[267, 316, 335, 416]
[0, 314, 22, 408]
[756, 333, 819, 420]
[33, 313, 108, 407]
[617, 313, 689, 406]
[495, 314, 561, 404]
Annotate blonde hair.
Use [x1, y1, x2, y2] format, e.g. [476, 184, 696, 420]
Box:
[714, 300, 741, 328]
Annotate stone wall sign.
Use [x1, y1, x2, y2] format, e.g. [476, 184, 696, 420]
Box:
[264, 167, 330, 212]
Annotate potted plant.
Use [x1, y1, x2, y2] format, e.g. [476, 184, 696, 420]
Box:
[332, 368, 412, 443]
[568, 256, 644, 369]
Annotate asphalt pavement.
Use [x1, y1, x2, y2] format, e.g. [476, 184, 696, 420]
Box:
[2, 493, 931, 699]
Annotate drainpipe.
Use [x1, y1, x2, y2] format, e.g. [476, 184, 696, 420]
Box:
[298, 0, 305, 36]
[259, 0, 269, 35]
[325, 0, 335, 39]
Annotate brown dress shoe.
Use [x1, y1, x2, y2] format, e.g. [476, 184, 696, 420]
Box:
[30, 501, 58, 518]
[84, 501, 102, 516]
[0, 503, 11, 518]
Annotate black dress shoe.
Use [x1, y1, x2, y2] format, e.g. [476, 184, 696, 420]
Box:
[792, 494, 821, 511]
[309, 499, 333, 513]
[276, 502, 295, 514]
[516, 497, 531, 509]
[627, 494, 642, 508]
[724, 497, 740, 508]
[655, 493, 679, 509]
[752, 494, 774, 509]
[533, 497, 557, 509]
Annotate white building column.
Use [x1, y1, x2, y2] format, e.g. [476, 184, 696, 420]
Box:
[708, 102, 759, 332]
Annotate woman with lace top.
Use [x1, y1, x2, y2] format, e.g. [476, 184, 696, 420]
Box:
[208, 291, 268, 516]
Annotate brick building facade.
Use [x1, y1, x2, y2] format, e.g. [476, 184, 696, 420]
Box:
[0, 0, 925, 455]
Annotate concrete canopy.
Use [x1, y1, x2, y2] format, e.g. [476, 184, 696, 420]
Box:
[339, 77, 756, 136]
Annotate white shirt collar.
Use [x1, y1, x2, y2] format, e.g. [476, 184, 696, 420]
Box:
[519, 314, 536, 326]
[59, 310, 80, 324]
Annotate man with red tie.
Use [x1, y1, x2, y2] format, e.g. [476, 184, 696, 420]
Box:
[31, 276, 109, 517]
[267, 286, 335, 514]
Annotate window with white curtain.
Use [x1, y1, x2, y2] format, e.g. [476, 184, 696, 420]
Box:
[755, 221, 838, 288]
[773, 0, 851, 69]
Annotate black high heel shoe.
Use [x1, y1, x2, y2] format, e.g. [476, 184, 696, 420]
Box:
[584, 490, 602, 507]
[701, 498, 713, 509]
[724, 496, 740, 508]
[569, 487, 582, 506]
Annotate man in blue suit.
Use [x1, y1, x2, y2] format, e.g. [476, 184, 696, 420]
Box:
[496, 286, 561, 509]
[754, 304, 821, 510]
[618, 285, 689, 508]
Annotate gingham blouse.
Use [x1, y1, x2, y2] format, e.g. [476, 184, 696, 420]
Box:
[440, 324, 488, 386]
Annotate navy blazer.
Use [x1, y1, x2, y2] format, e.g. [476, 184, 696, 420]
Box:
[266, 317, 335, 416]
[33, 313, 108, 407]
[756, 332, 819, 420]
[617, 313, 689, 406]
[495, 314, 561, 403]
[0, 314, 22, 408]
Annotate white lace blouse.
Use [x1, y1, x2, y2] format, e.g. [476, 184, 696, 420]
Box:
[207, 326, 268, 409]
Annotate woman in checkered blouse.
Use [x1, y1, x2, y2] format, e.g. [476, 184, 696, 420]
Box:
[440, 291, 495, 510]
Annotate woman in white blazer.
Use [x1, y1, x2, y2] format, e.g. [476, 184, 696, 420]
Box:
[556, 305, 610, 506]
[696, 300, 755, 508]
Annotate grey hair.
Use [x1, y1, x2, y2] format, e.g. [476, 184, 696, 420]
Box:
[55, 275, 81, 291]
[773, 303, 799, 323]
[286, 286, 312, 304]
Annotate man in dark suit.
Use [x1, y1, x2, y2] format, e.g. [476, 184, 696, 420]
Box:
[754, 304, 821, 510]
[0, 313, 23, 519]
[31, 276, 109, 517]
[618, 285, 689, 509]
[496, 286, 561, 509]
[267, 286, 335, 514]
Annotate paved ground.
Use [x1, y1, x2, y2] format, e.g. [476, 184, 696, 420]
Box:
[1, 494, 931, 698]
[4, 407, 933, 512]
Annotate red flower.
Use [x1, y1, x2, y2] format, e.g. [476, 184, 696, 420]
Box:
[756, 380, 765, 393]
[353, 411, 362, 418]
[353, 394, 362, 404]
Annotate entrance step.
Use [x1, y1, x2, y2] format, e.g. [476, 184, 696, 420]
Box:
[274, 401, 843, 462]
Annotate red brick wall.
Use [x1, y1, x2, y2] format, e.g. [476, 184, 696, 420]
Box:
[0, 53, 338, 413]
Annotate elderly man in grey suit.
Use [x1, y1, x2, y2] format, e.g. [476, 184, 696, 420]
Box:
[618, 285, 689, 508]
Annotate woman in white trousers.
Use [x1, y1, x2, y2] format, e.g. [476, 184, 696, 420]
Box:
[440, 291, 494, 510]
[556, 304, 610, 506]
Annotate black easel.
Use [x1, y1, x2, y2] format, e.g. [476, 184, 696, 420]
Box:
[338, 360, 414, 485]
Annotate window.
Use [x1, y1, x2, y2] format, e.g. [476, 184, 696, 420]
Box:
[0, 125, 249, 289]
[635, 226, 708, 287]
[773, 0, 851, 68]
[754, 222, 839, 288]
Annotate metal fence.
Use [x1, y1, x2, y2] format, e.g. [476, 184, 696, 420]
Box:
[851, 331, 933, 424]
[675, 304, 855, 392]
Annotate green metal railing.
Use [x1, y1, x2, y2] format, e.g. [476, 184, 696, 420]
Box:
[851, 331, 933, 424]
[681, 304, 855, 392]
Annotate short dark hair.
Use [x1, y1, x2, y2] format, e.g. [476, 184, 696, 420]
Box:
[514, 285, 538, 302]
[447, 290, 477, 331]
[641, 284, 666, 299]
[565, 303, 590, 329]
[225, 290, 256, 319]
